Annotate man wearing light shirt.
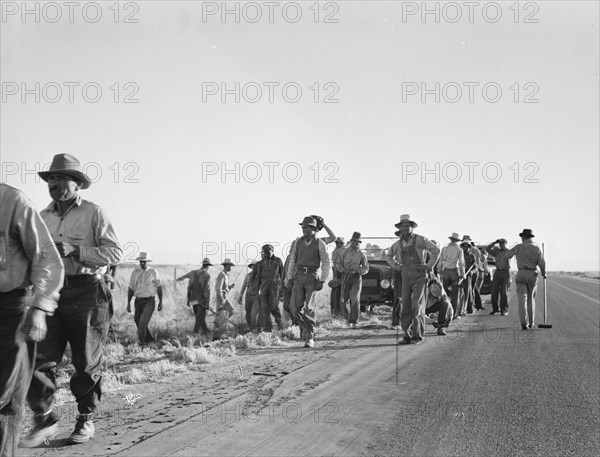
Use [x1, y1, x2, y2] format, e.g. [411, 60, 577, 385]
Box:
[285, 216, 331, 348]
[127, 252, 163, 344]
[0, 184, 64, 457]
[385, 214, 440, 345]
[336, 232, 369, 328]
[23, 154, 123, 447]
[439, 232, 466, 319]
[507, 229, 546, 329]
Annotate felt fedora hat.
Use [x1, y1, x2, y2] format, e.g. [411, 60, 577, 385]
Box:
[498, 238, 508, 244]
[448, 232, 461, 241]
[38, 153, 92, 189]
[221, 258, 235, 266]
[519, 229, 535, 238]
[395, 214, 417, 228]
[202, 257, 213, 266]
[299, 216, 317, 228]
[350, 232, 362, 243]
[135, 252, 153, 262]
[334, 237, 345, 245]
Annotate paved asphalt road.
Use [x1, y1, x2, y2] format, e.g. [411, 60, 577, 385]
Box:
[110, 274, 598, 457]
[18, 274, 599, 457]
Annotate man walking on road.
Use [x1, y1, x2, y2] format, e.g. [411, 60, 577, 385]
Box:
[0, 184, 64, 457]
[239, 261, 261, 332]
[385, 214, 440, 345]
[336, 232, 369, 327]
[507, 229, 546, 329]
[329, 237, 346, 318]
[177, 258, 212, 336]
[439, 232, 466, 319]
[127, 252, 163, 345]
[286, 216, 331, 348]
[24, 153, 123, 446]
[253, 244, 284, 332]
[460, 235, 477, 315]
[486, 239, 511, 316]
[214, 259, 235, 335]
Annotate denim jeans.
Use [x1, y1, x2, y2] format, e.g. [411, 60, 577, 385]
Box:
[27, 279, 111, 417]
[259, 281, 282, 331]
[193, 299, 209, 335]
[290, 271, 318, 340]
[400, 268, 428, 339]
[491, 270, 510, 313]
[134, 297, 155, 343]
[1, 290, 35, 457]
[341, 273, 362, 324]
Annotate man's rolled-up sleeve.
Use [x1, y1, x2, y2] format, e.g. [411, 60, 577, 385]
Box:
[79, 207, 123, 267]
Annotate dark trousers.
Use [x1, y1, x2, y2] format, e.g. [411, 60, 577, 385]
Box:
[259, 281, 282, 331]
[27, 279, 110, 417]
[282, 282, 298, 326]
[330, 269, 342, 317]
[491, 270, 510, 313]
[1, 291, 35, 457]
[461, 272, 475, 313]
[244, 294, 261, 331]
[341, 274, 362, 324]
[192, 299, 209, 335]
[392, 271, 402, 326]
[134, 297, 155, 343]
[290, 271, 318, 340]
[426, 298, 453, 327]
[442, 269, 460, 316]
[473, 271, 484, 309]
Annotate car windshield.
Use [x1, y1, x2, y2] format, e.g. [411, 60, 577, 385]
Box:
[358, 237, 398, 261]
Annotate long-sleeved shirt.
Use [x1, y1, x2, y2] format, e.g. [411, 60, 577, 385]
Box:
[439, 243, 465, 276]
[487, 246, 511, 270]
[240, 270, 256, 300]
[180, 268, 211, 304]
[128, 267, 161, 298]
[385, 234, 440, 270]
[336, 247, 369, 275]
[507, 240, 546, 273]
[41, 194, 123, 276]
[0, 184, 64, 314]
[286, 236, 331, 282]
[331, 245, 346, 271]
[215, 271, 230, 305]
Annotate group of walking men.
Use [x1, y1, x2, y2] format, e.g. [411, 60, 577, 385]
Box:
[0, 152, 547, 456]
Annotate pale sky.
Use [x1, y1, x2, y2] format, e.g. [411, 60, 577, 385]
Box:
[1, 1, 598, 270]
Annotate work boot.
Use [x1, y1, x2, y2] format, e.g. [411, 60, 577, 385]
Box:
[437, 328, 447, 336]
[304, 339, 315, 348]
[20, 411, 59, 448]
[66, 415, 94, 444]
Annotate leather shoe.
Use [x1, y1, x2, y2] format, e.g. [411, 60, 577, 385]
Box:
[20, 412, 59, 448]
[66, 417, 95, 444]
[398, 336, 412, 345]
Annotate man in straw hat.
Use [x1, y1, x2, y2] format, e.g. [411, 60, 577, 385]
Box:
[486, 238, 511, 315]
[239, 261, 261, 332]
[285, 216, 331, 348]
[0, 184, 64, 456]
[425, 276, 454, 336]
[329, 236, 346, 318]
[253, 244, 284, 332]
[127, 252, 163, 345]
[459, 235, 477, 315]
[23, 153, 123, 447]
[385, 214, 440, 344]
[507, 229, 546, 329]
[336, 232, 369, 328]
[439, 232, 466, 319]
[214, 258, 236, 334]
[177, 258, 213, 335]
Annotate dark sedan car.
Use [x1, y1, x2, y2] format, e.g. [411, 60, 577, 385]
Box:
[359, 259, 395, 311]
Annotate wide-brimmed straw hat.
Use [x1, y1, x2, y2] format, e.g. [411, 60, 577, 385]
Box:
[202, 257, 213, 266]
[135, 252, 152, 262]
[395, 214, 417, 228]
[221, 258, 235, 266]
[38, 153, 92, 189]
[448, 232, 460, 241]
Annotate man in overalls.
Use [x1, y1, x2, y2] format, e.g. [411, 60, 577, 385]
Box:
[253, 244, 284, 332]
[385, 214, 439, 344]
